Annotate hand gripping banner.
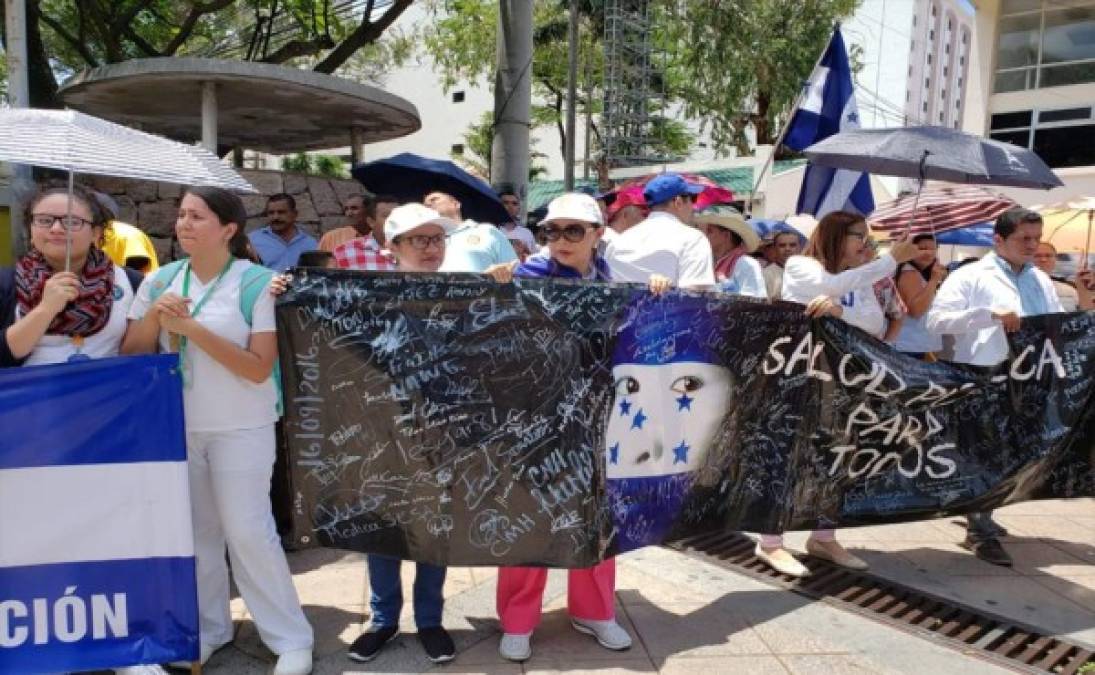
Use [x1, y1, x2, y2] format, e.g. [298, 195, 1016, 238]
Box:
[276, 270, 1095, 567]
[0, 355, 198, 673]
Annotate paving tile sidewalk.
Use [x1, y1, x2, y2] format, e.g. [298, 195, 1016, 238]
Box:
[200, 498, 1094, 674]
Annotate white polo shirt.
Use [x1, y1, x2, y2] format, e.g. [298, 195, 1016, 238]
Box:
[128, 259, 279, 432]
[604, 211, 715, 287]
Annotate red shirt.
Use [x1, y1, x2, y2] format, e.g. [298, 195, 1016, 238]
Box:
[332, 235, 397, 271]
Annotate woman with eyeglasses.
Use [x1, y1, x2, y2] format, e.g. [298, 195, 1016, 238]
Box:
[754, 211, 918, 579]
[1, 182, 144, 367]
[488, 193, 668, 663]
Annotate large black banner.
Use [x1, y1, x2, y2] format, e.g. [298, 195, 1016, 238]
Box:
[276, 269, 1095, 567]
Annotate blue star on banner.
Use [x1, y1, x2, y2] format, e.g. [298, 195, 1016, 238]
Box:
[673, 440, 690, 464]
[676, 393, 693, 411]
[619, 399, 632, 416]
[609, 442, 620, 464]
[631, 409, 647, 430]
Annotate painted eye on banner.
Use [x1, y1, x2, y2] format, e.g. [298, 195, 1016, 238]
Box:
[670, 375, 703, 393]
[615, 376, 640, 396]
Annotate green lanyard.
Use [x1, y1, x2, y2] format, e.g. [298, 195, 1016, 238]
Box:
[177, 256, 234, 387]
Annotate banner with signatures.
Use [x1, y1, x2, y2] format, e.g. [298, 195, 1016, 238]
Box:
[276, 269, 1095, 567]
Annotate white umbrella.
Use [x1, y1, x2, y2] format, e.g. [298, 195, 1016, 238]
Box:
[0, 107, 256, 268]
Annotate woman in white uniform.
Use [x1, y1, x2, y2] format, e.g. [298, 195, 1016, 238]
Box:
[122, 186, 313, 675]
[0, 182, 142, 367]
[756, 211, 917, 578]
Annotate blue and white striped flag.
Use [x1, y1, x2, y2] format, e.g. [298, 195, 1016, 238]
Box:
[785, 27, 875, 217]
[0, 356, 198, 673]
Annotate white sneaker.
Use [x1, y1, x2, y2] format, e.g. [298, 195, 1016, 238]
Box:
[498, 632, 532, 662]
[571, 618, 632, 650]
[273, 648, 313, 675]
[754, 543, 810, 578]
[167, 640, 228, 668]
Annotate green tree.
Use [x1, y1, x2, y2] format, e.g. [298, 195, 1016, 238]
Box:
[672, 0, 860, 155]
[451, 111, 549, 181]
[0, 1, 415, 108]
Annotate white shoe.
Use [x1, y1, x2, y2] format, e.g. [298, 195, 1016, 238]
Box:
[115, 666, 170, 674]
[498, 632, 532, 662]
[167, 640, 228, 668]
[273, 648, 313, 675]
[571, 618, 632, 650]
[806, 538, 869, 571]
[755, 543, 810, 578]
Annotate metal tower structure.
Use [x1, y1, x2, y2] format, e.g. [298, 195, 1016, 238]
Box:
[602, 0, 666, 168]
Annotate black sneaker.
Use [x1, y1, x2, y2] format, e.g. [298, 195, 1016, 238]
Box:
[961, 537, 1013, 567]
[418, 626, 455, 663]
[347, 625, 398, 662]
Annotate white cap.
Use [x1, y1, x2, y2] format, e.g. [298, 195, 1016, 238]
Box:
[543, 192, 603, 227]
[384, 203, 458, 242]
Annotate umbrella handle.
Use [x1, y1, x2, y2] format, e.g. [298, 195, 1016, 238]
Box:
[1085, 210, 1092, 271]
[65, 171, 74, 273]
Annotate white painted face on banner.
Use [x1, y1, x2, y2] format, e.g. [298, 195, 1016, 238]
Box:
[606, 362, 733, 479]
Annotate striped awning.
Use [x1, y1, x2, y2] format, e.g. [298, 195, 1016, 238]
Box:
[868, 184, 1016, 235]
[0, 108, 255, 192]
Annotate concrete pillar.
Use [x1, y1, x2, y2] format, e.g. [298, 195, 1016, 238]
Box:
[5, 0, 33, 257]
[491, 0, 533, 207]
[201, 81, 218, 153]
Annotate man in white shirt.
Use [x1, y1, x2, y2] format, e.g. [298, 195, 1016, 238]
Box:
[926, 208, 1063, 567]
[497, 189, 539, 253]
[604, 173, 715, 287]
[424, 191, 519, 273]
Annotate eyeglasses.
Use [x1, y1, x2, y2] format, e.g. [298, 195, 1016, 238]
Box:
[542, 223, 595, 243]
[846, 230, 868, 241]
[30, 213, 94, 231]
[394, 233, 445, 250]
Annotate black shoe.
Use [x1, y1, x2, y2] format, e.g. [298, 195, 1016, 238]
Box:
[961, 537, 1013, 567]
[418, 626, 455, 663]
[347, 625, 398, 662]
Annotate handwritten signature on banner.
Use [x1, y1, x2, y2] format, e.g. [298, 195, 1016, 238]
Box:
[275, 270, 1095, 567]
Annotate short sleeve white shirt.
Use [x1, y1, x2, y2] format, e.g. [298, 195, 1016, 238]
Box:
[128, 259, 278, 432]
[23, 265, 136, 366]
[604, 211, 715, 287]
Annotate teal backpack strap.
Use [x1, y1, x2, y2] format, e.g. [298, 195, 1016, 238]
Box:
[238, 264, 284, 417]
[147, 260, 187, 303]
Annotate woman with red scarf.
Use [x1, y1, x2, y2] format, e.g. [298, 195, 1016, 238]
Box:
[0, 182, 143, 367]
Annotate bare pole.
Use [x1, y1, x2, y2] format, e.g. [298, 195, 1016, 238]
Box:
[563, 0, 579, 190]
[201, 82, 218, 153]
[5, 0, 33, 258]
[491, 0, 533, 208]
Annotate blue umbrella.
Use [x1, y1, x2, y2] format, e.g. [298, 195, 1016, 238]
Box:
[351, 153, 509, 224]
[748, 218, 807, 245]
[935, 222, 994, 247]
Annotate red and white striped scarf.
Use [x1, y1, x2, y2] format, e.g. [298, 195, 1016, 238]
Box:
[15, 247, 114, 336]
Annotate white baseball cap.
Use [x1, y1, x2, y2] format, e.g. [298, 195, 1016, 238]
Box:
[384, 203, 459, 242]
[543, 192, 604, 227]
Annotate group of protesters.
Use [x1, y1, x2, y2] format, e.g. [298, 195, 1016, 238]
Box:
[1, 171, 1093, 672]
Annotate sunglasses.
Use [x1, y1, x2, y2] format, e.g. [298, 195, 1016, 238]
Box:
[542, 223, 596, 243]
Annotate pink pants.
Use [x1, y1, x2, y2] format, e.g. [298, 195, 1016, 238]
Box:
[496, 559, 616, 634]
[759, 529, 836, 548]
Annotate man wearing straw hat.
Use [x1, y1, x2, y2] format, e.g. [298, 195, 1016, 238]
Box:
[696, 209, 766, 298]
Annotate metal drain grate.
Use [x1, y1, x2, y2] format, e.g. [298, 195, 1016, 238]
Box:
[666, 531, 1095, 674]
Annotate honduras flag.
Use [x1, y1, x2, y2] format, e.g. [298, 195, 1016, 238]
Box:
[0, 356, 198, 673]
[785, 27, 875, 217]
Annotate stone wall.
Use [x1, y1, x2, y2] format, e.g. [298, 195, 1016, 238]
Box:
[84, 169, 363, 263]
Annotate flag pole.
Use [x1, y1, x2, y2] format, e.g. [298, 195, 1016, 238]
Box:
[746, 23, 840, 217]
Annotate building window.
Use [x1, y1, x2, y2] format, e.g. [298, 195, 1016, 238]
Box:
[928, 53, 933, 65]
[989, 105, 1095, 168]
[925, 77, 931, 89]
[452, 91, 466, 103]
[994, 2, 1095, 93]
[923, 101, 929, 112]
[451, 143, 464, 155]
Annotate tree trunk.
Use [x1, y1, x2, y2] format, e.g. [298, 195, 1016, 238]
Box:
[26, 1, 60, 108]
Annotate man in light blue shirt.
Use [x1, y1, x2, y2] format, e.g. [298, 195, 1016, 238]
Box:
[248, 193, 318, 271]
[425, 191, 518, 272]
[927, 208, 1062, 568]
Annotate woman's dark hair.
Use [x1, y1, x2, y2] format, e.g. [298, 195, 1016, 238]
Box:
[23, 181, 110, 237]
[896, 233, 939, 280]
[183, 186, 254, 261]
[803, 211, 866, 274]
[297, 250, 334, 267]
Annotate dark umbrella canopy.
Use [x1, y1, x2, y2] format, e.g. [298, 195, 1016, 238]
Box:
[804, 126, 1063, 190]
[351, 153, 509, 224]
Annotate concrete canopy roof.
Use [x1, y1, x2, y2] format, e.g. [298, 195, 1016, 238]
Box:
[59, 57, 421, 154]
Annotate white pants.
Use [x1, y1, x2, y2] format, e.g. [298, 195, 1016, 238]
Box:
[187, 425, 313, 654]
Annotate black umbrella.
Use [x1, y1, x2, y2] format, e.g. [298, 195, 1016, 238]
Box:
[803, 126, 1063, 190]
[351, 152, 509, 224]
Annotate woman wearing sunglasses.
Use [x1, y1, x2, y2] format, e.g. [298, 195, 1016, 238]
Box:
[490, 193, 668, 662]
[1, 182, 144, 368]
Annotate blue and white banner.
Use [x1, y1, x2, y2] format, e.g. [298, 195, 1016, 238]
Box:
[785, 27, 876, 217]
[0, 356, 198, 673]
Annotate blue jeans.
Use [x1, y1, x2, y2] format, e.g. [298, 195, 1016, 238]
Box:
[366, 555, 446, 629]
[966, 511, 1006, 544]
